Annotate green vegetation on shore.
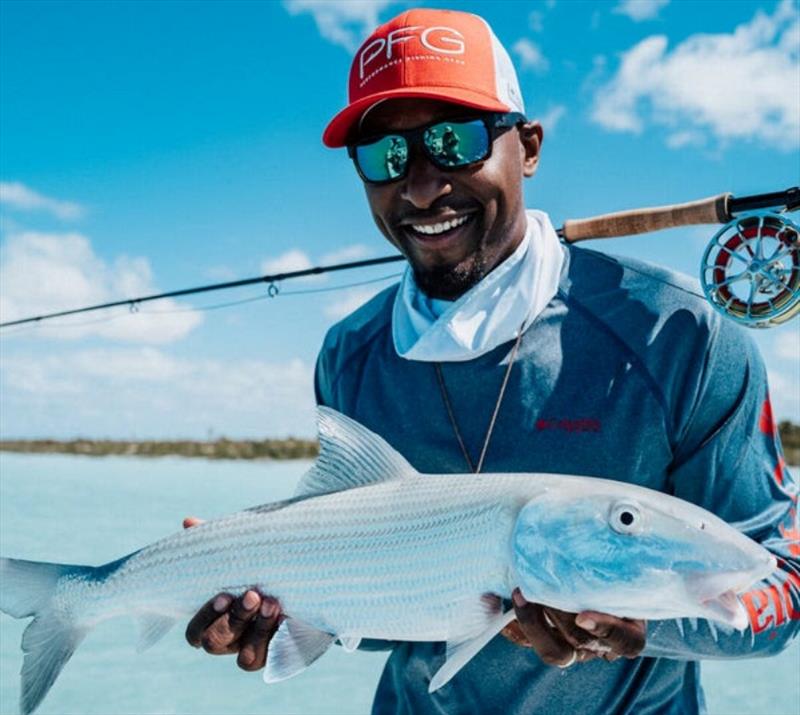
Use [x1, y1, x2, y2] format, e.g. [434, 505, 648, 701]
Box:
[779, 421, 800, 467]
[1, 422, 798, 463]
[0, 437, 318, 460]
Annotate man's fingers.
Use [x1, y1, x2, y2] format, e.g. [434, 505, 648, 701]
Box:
[185, 593, 234, 648]
[501, 619, 532, 648]
[575, 611, 646, 658]
[501, 613, 596, 660]
[186, 590, 263, 655]
[236, 598, 282, 671]
[512, 590, 575, 667]
[200, 590, 262, 654]
[542, 606, 596, 650]
[225, 590, 262, 633]
[183, 516, 204, 529]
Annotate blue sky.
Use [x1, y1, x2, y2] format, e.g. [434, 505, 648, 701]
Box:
[0, 0, 798, 439]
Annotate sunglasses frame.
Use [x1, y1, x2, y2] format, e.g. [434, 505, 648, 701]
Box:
[347, 111, 527, 186]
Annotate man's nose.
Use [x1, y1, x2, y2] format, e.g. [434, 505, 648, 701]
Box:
[399, 154, 452, 209]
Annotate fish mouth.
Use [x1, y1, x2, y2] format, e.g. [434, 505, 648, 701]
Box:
[698, 589, 749, 630]
[686, 555, 776, 630]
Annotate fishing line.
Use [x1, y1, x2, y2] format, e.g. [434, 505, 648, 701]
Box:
[0, 254, 406, 329]
[279, 272, 403, 297]
[142, 272, 403, 312]
[0, 311, 135, 336]
[0, 272, 403, 337]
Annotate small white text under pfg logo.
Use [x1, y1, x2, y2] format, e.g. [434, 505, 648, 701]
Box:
[359, 26, 466, 81]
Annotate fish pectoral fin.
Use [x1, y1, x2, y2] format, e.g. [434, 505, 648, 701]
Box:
[429, 609, 517, 693]
[136, 614, 177, 652]
[448, 593, 503, 639]
[337, 635, 362, 652]
[293, 408, 417, 497]
[263, 618, 335, 684]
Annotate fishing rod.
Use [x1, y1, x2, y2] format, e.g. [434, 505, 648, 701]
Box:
[559, 186, 799, 328]
[1, 186, 797, 330]
[0, 255, 406, 329]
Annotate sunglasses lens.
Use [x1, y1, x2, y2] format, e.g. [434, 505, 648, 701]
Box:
[423, 119, 489, 168]
[355, 135, 409, 182]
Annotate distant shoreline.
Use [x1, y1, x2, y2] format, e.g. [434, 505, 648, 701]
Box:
[0, 438, 319, 460]
[2, 421, 798, 463]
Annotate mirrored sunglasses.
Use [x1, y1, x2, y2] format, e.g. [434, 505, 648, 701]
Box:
[347, 112, 526, 185]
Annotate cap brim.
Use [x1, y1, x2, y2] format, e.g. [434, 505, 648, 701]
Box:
[322, 87, 511, 148]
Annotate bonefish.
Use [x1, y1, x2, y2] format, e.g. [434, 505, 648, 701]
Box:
[0, 408, 776, 714]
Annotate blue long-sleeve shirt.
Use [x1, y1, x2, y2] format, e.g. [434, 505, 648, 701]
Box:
[314, 244, 799, 715]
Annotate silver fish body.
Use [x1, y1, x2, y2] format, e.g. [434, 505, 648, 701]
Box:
[0, 408, 776, 715]
[78, 473, 530, 639]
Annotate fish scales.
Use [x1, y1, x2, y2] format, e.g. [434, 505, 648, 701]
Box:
[0, 408, 777, 715]
[79, 474, 528, 637]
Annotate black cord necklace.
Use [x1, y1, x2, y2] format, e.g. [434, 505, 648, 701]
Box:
[433, 327, 525, 474]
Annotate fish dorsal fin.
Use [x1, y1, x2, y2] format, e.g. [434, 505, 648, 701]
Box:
[294, 407, 416, 497]
[263, 618, 335, 684]
[430, 608, 516, 693]
[136, 614, 176, 652]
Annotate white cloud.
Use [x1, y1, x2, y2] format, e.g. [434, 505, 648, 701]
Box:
[1, 348, 317, 438]
[323, 284, 387, 320]
[0, 231, 202, 342]
[528, 10, 544, 33]
[260, 244, 372, 285]
[260, 244, 390, 320]
[321, 244, 371, 264]
[751, 328, 799, 422]
[283, 0, 396, 52]
[774, 330, 799, 361]
[539, 104, 567, 134]
[591, 0, 800, 150]
[2, 347, 183, 396]
[261, 249, 314, 276]
[613, 0, 669, 22]
[0, 181, 85, 220]
[766, 367, 800, 423]
[512, 38, 549, 74]
[665, 129, 705, 149]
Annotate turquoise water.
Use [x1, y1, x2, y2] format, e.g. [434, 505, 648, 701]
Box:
[0, 453, 798, 715]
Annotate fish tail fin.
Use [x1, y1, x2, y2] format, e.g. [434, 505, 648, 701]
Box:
[0, 557, 93, 715]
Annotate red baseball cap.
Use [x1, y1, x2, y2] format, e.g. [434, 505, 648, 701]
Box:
[322, 8, 525, 148]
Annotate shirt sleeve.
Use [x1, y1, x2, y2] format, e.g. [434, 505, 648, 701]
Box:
[643, 321, 799, 659]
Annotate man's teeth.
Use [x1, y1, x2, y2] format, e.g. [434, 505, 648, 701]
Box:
[411, 215, 470, 236]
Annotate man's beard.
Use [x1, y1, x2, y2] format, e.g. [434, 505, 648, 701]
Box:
[412, 252, 489, 300]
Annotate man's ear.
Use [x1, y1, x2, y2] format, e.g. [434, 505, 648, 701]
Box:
[519, 121, 543, 178]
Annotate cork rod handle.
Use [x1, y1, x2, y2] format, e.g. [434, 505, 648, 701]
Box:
[561, 193, 732, 242]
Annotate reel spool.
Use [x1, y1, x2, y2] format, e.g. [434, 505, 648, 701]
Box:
[701, 211, 800, 328]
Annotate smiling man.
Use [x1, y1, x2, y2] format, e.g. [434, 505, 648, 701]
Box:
[352, 98, 536, 302]
[184, 8, 799, 714]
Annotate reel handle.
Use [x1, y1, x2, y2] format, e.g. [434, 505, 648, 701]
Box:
[560, 193, 731, 242]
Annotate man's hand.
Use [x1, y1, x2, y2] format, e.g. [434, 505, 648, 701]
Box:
[182, 516, 281, 671]
[504, 588, 646, 667]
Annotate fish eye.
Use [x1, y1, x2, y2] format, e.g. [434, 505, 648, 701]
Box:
[609, 502, 643, 535]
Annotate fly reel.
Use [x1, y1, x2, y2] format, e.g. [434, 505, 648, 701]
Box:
[701, 212, 799, 328]
[560, 186, 800, 329]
